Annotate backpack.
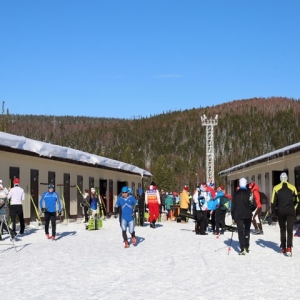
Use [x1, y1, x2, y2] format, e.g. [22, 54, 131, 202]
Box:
[259, 192, 268, 205]
[219, 196, 230, 211]
[249, 192, 257, 212]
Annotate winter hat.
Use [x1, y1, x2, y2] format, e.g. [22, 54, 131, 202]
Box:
[48, 183, 54, 189]
[239, 178, 247, 187]
[121, 186, 128, 193]
[13, 178, 20, 185]
[280, 172, 288, 182]
[91, 187, 96, 193]
[166, 192, 169, 195]
[184, 185, 188, 191]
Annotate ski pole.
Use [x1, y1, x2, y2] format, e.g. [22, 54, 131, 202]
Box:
[262, 206, 272, 224]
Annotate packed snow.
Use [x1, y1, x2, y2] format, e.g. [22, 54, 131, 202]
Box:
[1, 214, 300, 300]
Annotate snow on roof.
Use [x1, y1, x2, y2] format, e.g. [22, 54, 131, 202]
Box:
[219, 141, 300, 176]
[0, 131, 152, 177]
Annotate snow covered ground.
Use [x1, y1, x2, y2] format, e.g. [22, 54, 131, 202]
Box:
[1, 215, 300, 300]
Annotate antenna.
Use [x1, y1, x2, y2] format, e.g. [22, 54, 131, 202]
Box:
[201, 114, 218, 185]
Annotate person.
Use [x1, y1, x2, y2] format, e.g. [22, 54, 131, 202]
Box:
[0, 180, 9, 227]
[165, 192, 173, 220]
[39, 183, 62, 240]
[89, 188, 100, 219]
[271, 172, 298, 256]
[193, 186, 209, 235]
[179, 185, 190, 223]
[211, 185, 230, 235]
[0, 181, 17, 240]
[231, 177, 253, 255]
[248, 182, 263, 235]
[81, 189, 90, 223]
[7, 178, 25, 235]
[145, 181, 161, 228]
[160, 189, 166, 213]
[115, 186, 137, 248]
[136, 188, 145, 226]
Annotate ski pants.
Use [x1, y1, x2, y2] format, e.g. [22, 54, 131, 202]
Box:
[45, 211, 57, 237]
[196, 210, 207, 234]
[236, 218, 251, 250]
[148, 203, 159, 223]
[121, 219, 135, 242]
[180, 208, 188, 222]
[138, 206, 145, 226]
[215, 208, 226, 233]
[83, 206, 89, 222]
[278, 213, 295, 248]
[10, 204, 25, 233]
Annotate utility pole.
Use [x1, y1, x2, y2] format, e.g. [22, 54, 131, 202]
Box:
[201, 114, 218, 185]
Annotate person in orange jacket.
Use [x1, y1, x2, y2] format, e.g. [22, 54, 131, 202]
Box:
[248, 182, 263, 235]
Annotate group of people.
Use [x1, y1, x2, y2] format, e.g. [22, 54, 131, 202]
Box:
[232, 172, 300, 256]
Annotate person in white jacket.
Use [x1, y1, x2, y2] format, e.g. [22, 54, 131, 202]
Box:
[7, 178, 25, 234]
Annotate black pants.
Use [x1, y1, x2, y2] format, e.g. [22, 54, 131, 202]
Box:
[196, 211, 207, 234]
[236, 218, 251, 250]
[83, 206, 89, 222]
[215, 209, 226, 233]
[138, 206, 145, 226]
[180, 208, 188, 222]
[10, 204, 25, 233]
[278, 213, 295, 248]
[45, 212, 57, 237]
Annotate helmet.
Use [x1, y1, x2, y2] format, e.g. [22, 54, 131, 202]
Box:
[280, 172, 288, 181]
[121, 186, 129, 193]
[48, 183, 54, 189]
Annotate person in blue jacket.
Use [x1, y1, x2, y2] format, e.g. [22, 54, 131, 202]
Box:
[115, 186, 137, 248]
[39, 183, 62, 240]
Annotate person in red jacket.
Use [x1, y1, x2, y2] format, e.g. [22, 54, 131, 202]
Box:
[145, 181, 161, 228]
[248, 182, 263, 235]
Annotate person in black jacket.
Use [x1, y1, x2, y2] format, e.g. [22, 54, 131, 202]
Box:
[137, 188, 145, 226]
[231, 178, 252, 255]
[271, 172, 298, 256]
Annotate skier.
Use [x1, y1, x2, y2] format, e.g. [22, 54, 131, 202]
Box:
[7, 178, 25, 235]
[115, 186, 137, 248]
[137, 188, 145, 226]
[89, 188, 100, 219]
[248, 182, 263, 235]
[0, 181, 17, 240]
[193, 186, 208, 235]
[231, 178, 252, 255]
[271, 172, 298, 256]
[39, 183, 62, 240]
[179, 185, 190, 223]
[145, 181, 161, 228]
[81, 189, 90, 223]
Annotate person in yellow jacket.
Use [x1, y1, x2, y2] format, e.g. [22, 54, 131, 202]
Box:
[271, 172, 298, 256]
[179, 185, 190, 223]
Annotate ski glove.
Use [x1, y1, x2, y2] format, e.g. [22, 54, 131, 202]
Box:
[41, 208, 46, 213]
[58, 211, 62, 216]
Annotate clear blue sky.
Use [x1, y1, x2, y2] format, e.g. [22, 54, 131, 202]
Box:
[1, 0, 300, 119]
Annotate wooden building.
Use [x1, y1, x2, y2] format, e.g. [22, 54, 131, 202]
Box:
[0, 132, 152, 224]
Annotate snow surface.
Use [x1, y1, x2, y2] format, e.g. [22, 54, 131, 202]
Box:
[0, 131, 152, 177]
[1, 215, 300, 300]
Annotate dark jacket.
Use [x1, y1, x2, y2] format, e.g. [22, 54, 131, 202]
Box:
[231, 187, 252, 221]
[271, 181, 297, 216]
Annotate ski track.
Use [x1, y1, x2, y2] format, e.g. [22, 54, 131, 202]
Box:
[1, 217, 300, 299]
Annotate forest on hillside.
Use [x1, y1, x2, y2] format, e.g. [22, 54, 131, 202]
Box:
[1, 97, 300, 192]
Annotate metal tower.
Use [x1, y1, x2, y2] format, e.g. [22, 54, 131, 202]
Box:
[201, 114, 218, 185]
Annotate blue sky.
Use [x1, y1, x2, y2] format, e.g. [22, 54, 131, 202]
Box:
[1, 0, 300, 119]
